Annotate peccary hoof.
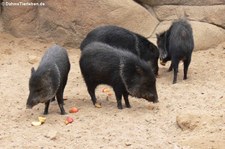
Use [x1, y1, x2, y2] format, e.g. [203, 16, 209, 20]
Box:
[117, 105, 123, 109]
[126, 104, 131, 108]
[60, 111, 67, 115]
[153, 100, 159, 103]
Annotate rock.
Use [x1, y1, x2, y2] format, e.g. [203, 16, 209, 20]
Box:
[2, 0, 158, 48]
[1, 49, 13, 55]
[176, 114, 201, 131]
[125, 143, 132, 146]
[153, 5, 184, 21]
[2, 0, 38, 37]
[45, 130, 58, 140]
[2, 0, 225, 50]
[0, 18, 3, 32]
[136, 0, 225, 6]
[28, 55, 38, 64]
[216, 41, 225, 50]
[151, 21, 172, 37]
[153, 21, 225, 51]
[153, 5, 225, 28]
[191, 21, 225, 51]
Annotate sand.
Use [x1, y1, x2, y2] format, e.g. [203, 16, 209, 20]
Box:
[0, 32, 225, 149]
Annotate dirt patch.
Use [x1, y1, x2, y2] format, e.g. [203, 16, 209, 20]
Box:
[0, 32, 225, 148]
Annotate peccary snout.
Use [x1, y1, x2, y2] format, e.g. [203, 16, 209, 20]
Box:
[26, 94, 36, 109]
[142, 91, 158, 103]
[26, 93, 42, 109]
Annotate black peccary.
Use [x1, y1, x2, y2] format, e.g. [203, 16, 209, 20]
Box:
[26, 44, 70, 115]
[156, 19, 194, 84]
[79, 42, 158, 109]
[80, 25, 159, 76]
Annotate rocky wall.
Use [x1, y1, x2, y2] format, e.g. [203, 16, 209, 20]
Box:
[0, 0, 225, 50]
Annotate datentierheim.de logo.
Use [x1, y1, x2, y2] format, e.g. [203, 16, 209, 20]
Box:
[1, 1, 46, 6]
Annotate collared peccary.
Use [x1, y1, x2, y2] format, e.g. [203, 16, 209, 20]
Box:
[26, 44, 70, 115]
[80, 25, 159, 76]
[79, 42, 158, 109]
[156, 19, 194, 84]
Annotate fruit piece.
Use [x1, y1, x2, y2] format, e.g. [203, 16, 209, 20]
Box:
[69, 107, 79, 113]
[66, 117, 74, 123]
[102, 88, 110, 93]
[95, 102, 102, 108]
[31, 121, 42, 126]
[65, 120, 69, 125]
[38, 116, 46, 123]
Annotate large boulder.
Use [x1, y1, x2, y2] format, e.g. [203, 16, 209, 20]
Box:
[191, 21, 225, 50]
[1, 0, 225, 50]
[151, 21, 225, 51]
[2, 0, 38, 36]
[2, 0, 158, 48]
[136, 0, 225, 6]
[153, 5, 225, 28]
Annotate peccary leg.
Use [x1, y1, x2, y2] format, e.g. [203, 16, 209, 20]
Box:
[60, 76, 68, 104]
[43, 99, 51, 115]
[51, 97, 55, 102]
[56, 89, 66, 115]
[168, 63, 173, 72]
[123, 91, 131, 108]
[183, 57, 191, 80]
[113, 87, 123, 109]
[87, 85, 97, 105]
[172, 59, 179, 84]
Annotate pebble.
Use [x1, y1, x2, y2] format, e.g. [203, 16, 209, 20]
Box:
[125, 143, 131, 146]
[176, 114, 201, 131]
[45, 130, 58, 140]
[28, 55, 38, 64]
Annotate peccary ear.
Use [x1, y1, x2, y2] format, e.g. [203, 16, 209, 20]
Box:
[120, 62, 145, 96]
[31, 67, 35, 74]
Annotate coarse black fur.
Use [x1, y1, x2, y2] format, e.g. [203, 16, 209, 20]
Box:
[26, 44, 70, 115]
[156, 19, 194, 84]
[79, 42, 158, 109]
[80, 25, 159, 76]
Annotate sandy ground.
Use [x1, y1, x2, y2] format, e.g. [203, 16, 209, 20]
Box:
[0, 32, 225, 149]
